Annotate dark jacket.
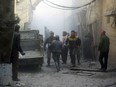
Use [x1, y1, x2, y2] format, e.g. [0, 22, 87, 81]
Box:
[11, 32, 23, 62]
[44, 36, 54, 50]
[98, 35, 110, 52]
[51, 40, 62, 53]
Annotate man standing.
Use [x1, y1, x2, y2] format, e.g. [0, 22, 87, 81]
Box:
[98, 30, 110, 71]
[44, 31, 54, 66]
[10, 25, 25, 81]
[66, 30, 79, 67]
[62, 31, 68, 64]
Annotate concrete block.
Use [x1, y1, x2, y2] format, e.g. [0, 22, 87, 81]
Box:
[0, 64, 12, 86]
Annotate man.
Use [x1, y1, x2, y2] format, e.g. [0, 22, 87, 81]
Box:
[10, 25, 25, 81]
[66, 30, 79, 67]
[75, 32, 81, 65]
[51, 35, 62, 72]
[98, 30, 110, 71]
[62, 31, 68, 64]
[44, 31, 54, 66]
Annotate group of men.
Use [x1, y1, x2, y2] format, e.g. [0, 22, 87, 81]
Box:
[10, 26, 110, 81]
[44, 30, 110, 72]
[44, 30, 81, 69]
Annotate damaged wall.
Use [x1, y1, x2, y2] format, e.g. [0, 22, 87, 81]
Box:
[15, 0, 32, 30]
[85, 0, 116, 68]
[15, 0, 42, 30]
[102, 0, 116, 68]
[86, 0, 103, 60]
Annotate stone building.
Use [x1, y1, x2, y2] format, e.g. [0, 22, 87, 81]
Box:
[0, 0, 42, 85]
[15, 0, 41, 30]
[102, 0, 116, 68]
[78, 0, 116, 68]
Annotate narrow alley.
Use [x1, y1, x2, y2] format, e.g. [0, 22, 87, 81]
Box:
[0, 0, 116, 87]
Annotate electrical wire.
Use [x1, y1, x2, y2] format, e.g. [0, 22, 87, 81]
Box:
[44, 0, 96, 9]
[43, 0, 95, 10]
[43, 1, 75, 10]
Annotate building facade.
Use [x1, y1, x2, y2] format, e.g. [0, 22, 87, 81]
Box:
[78, 0, 116, 68]
[102, 0, 116, 68]
[15, 0, 41, 30]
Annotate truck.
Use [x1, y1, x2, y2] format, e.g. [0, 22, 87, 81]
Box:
[19, 30, 44, 68]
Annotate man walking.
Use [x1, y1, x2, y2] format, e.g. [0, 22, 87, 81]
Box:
[51, 35, 62, 72]
[62, 31, 68, 64]
[44, 31, 54, 66]
[66, 30, 79, 67]
[98, 30, 110, 71]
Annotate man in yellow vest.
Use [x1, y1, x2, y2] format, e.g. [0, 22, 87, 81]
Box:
[66, 30, 80, 67]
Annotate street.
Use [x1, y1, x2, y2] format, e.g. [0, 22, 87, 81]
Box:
[11, 57, 116, 87]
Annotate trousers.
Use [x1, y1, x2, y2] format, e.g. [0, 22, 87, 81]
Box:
[99, 52, 108, 70]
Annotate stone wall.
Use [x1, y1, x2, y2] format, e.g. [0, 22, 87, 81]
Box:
[86, 0, 116, 68]
[16, 0, 31, 30]
[15, 0, 41, 31]
[102, 0, 116, 68]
